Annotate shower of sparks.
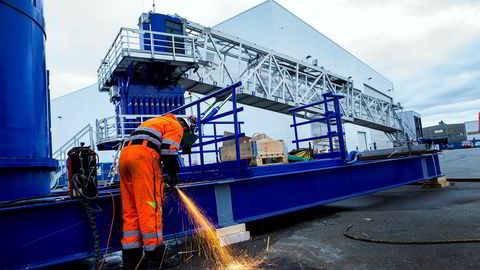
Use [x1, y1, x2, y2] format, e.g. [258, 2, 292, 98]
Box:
[176, 187, 263, 270]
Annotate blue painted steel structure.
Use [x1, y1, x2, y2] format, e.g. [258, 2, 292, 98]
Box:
[0, 82, 444, 269]
[290, 92, 347, 161]
[139, 12, 185, 53]
[97, 13, 188, 151]
[0, 6, 445, 269]
[0, 0, 57, 201]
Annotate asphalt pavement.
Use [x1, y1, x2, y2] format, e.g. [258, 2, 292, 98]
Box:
[439, 148, 480, 178]
[167, 182, 480, 270]
[88, 149, 480, 270]
[175, 149, 480, 269]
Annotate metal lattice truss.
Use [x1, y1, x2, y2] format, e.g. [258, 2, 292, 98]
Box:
[181, 21, 403, 133]
[97, 19, 414, 136]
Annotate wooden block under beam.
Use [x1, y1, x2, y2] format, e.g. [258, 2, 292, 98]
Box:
[219, 231, 250, 247]
[423, 176, 450, 188]
[216, 223, 246, 238]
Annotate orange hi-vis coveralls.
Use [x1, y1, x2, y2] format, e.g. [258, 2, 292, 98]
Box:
[119, 113, 183, 252]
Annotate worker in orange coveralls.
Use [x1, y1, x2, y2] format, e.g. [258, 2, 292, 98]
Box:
[119, 113, 197, 270]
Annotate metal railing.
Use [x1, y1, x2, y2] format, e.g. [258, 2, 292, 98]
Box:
[169, 82, 245, 168]
[97, 23, 405, 136]
[96, 95, 195, 146]
[96, 114, 163, 144]
[290, 92, 347, 161]
[51, 124, 95, 189]
[97, 27, 196, 91]
[96, 82, 245, 172]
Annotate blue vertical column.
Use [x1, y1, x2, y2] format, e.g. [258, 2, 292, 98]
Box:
[333, 97, 347, 161]
[213, 123, 219, 163]
[232, 87, 241, 169]
[0, 0, 57, 200]
[196, 103, 204, 167]
[324, 98, 334, 152]
[292, 112, 300, 150]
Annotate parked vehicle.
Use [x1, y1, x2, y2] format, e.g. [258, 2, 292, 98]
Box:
[475, 141, 480, 148]
[461, 141, 473, 148]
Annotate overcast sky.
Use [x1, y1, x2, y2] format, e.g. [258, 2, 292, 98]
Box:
[44, 0, 480, 126]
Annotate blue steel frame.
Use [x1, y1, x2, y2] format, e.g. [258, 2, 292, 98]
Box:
[0, 82, 445, 269]
[289, 92, 347, 161]
[0, 153, 444, 269]
[167, 81, 245, 170]
[189, 121, 244, 164]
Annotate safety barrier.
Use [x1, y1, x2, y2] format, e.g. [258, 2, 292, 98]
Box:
[96, 114, 162, 145]
[168, 81, 245, 169]
[97, 27, 196, 91]
[289, 92, 347, 161]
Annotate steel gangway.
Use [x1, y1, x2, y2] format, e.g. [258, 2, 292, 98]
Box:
[97, 17, 416, 143]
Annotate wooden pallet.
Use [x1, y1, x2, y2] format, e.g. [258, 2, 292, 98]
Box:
[250, 153, 288, 166]
[423, 176, 450, 188]
[220, 137, 287, 167]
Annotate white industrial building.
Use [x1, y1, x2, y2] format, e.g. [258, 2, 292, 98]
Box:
[50, 84, 116, 162]
[398, 110, 423, 139]
[465, 120, 480, 141]
[51, 0, 396, 161]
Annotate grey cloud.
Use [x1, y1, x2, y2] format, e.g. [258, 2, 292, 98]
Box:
[400, 41, 480, 106]
[347, 7, 480, 124]
[44, 0, 480, 125]
[341, 0, 480, 15]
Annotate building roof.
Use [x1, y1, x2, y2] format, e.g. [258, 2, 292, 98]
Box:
[51, 83, 97, 101]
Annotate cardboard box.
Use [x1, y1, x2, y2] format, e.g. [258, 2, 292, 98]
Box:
[220, 134, 286, 162]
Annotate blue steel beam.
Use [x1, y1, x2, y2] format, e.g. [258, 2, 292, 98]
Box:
[0, 154, 442, 269]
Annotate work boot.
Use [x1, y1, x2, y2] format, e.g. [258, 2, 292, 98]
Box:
[122, 248, 144, 270]
[144, 244, 180, 269]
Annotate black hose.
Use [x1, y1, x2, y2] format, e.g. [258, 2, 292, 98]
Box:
[70, 149, 103, 269]
[344, 224, 480, 244]
[0, 193, 69, 207]
[85, 201, 102, 268]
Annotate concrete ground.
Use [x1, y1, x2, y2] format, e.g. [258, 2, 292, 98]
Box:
[439, 147, 480, 178]
[95, 149, 480, 270]
[170, 182, 480, 270]
[174, 149, 480, 269]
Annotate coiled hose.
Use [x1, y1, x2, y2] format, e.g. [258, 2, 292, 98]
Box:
[71, 149, 102, 269]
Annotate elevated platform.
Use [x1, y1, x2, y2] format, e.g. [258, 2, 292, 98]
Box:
[97, 23, 409, 136]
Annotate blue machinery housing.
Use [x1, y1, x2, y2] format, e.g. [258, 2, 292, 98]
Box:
[0, 4, 443, 269]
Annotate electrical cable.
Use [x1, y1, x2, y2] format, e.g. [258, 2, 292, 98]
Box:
[86, 204, 102, 269]
[97, 191, 115, 270]
[344, 224, 480, 244]
[0, 193, 69, 207]
[70, 149, 103, 269]
[135, 254, 145, 270]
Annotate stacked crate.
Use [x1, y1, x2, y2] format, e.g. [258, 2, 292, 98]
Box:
[219, 133, 288, 166]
